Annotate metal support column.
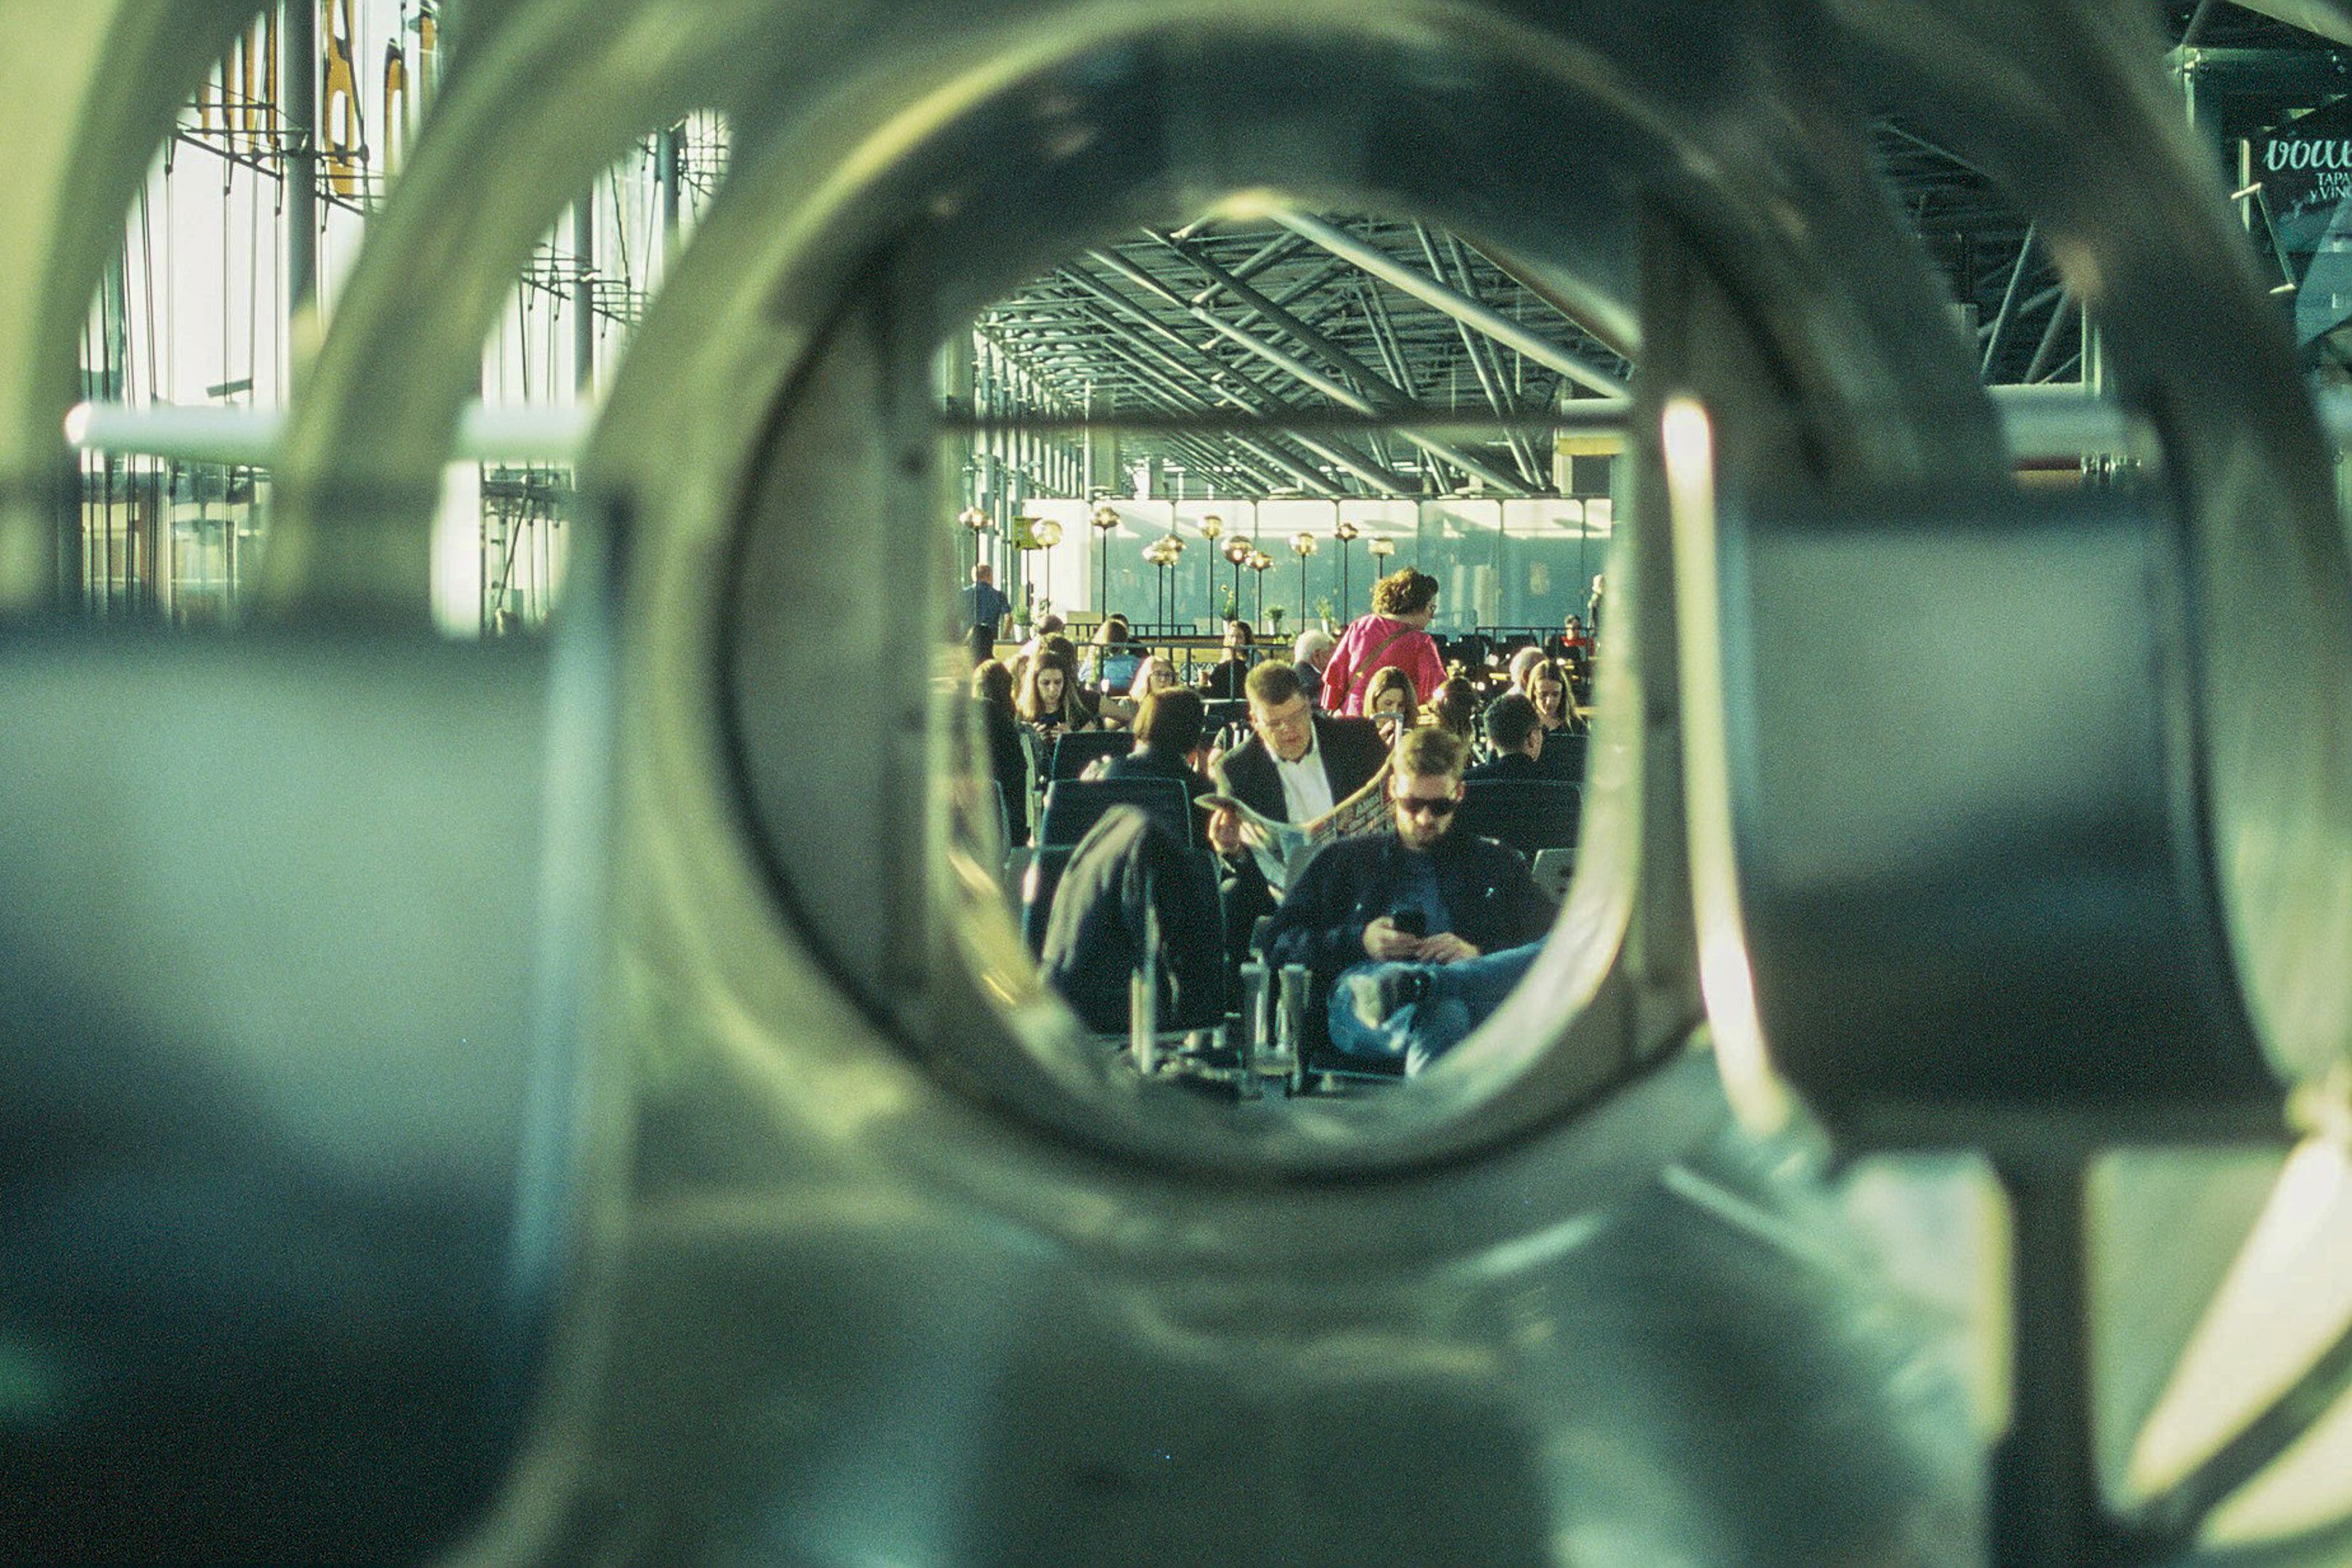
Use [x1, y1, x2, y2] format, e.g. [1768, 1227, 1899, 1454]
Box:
[284, 0, 319, 321]
[573, 194, 596, 396]
[657, 123, 683, 261]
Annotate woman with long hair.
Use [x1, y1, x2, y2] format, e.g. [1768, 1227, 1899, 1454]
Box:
[968, 659, 1030, 845]
[1428, 675, 1481, 743]
[1364, 666, 1421, 748]
[1016, 650, 1096, 737]
[1524, 656, 1585, 739]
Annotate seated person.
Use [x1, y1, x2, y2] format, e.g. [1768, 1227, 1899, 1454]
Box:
[1291, 628, 1336, 707]
[1427, 675, 1481, 743]
[1464, 692, 1546, 782]
[1209, 661, 1387, 834]
[1364, 666, 1420, 748]
[969, 660, 1031, 845]
[1207, 659, 1387, 959]
[1195, 619, 1256, 700]
[1092, 687, 1216, 805]
[1085, 614, 1146, 695]
[1016, 652, 1098, 741]
[1547, 613, 1594, 668]
[1524, 656, 1588, 740]
[1261, 727, 1556, 1075]
[1040, 806, 1226, 1035]
[1099, 652, 1180, 730]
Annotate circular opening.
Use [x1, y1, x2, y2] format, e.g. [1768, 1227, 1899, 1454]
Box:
[698, 17, 1720, 1177]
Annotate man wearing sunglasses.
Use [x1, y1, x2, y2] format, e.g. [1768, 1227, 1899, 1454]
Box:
[1260, 726, 1557, 1074]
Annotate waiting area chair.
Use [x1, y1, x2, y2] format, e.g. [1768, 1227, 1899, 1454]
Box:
[1050, 730, 1134, 780]
[1455, 779, 1581, 859]
[1038, 777, 1196, 850]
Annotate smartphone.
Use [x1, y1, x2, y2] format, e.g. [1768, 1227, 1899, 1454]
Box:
[1389, 909, 1426, 938]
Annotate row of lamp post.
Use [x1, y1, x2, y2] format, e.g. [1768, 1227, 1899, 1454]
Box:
[981, 504, 1402, 631]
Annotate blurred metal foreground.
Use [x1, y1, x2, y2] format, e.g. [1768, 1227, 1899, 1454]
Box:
[4, 1, 2351, 1564]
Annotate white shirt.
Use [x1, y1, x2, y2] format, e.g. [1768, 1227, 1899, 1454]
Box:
[1272, 729, 1336, 822]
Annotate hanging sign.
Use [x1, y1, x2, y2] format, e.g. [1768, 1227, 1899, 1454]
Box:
[2257, 94, 2352, 262]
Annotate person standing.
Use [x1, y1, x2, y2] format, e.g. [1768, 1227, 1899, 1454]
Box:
[960, 563, 1011, 637]
[1320, 567, 1447, 716]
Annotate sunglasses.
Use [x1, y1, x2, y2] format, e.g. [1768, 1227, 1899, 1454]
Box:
[1394, 795, 1459, 817]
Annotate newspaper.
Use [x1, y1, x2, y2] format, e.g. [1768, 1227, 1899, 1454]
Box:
[1199, 761, 1392, 893]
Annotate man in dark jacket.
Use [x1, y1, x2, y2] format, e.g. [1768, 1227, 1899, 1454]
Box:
[1262, 727, 1556, 1074]
[1463, 692, 1546, 783]
[1040, 807, 1225, 1034]
[1098, 689, 1214, 804]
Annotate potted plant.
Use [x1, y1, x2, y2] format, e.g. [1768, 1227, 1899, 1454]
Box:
[1312, 595, 1336, 633]
[1267, 604, 1287, 635]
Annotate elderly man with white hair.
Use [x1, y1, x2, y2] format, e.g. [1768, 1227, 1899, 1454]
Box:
[1291, 628, 1337, 709]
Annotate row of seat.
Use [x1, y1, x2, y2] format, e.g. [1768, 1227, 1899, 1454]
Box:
[1039, 708, 1585, 789]
[1026, 775, 1581, 860]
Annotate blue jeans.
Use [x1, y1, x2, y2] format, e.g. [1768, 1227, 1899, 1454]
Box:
[1325, 942, 1543, 1071]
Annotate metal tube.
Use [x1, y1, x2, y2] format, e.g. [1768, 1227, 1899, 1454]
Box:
[1099, 244, 1521, 495]
[657, 123, 682, 258]
[1188, 232, 1302, 306]
[1055, 278, 1357, 496]
[1428, 225, 1545, 486]
[2023, 288, 2075, 385]
[1272, 211, 1628, 398]
[283, 0, 319, 319]
[1980, 220, 2039, 378]
[572, 194, 595, 395]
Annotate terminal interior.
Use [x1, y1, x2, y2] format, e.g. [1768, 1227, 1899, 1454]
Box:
[12, 1, 2352, 1564]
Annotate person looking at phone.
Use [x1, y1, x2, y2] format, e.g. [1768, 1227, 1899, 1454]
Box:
[1259, 726, 1556, 1074]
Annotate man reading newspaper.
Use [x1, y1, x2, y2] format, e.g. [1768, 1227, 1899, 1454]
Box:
[1203, 661, 1389, 962]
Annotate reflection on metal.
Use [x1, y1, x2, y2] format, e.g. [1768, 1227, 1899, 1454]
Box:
[62, 383, 2341, 475]
[66, 397, 591, 467]
[1660, 396, 1790, 1138]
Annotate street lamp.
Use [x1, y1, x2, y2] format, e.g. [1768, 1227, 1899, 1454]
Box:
[1222, 537, 1251, 623]
[1090, 504, 1120, 620]
[1290, 531, 1318, 625]
[1246, 549, 1273, 629]
[1366, 533, 1397, 591]
[1143, 535, 1185, 629]
[957, 505, 995, 585]
[1200, 514, 1224, 626]
[1030, 515, 1064, 612]
[1334, 518, 1360, 616]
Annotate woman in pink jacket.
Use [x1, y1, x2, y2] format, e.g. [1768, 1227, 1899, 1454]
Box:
[1320, 566, 1447, 716]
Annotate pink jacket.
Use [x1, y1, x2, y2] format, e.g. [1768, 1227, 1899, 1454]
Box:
[1320, 613, 1447, 715]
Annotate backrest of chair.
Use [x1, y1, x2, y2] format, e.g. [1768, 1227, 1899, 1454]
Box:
[1543, 732, 1589, 783]
[1456, 779, 1582, 856]
[1202, 698, 1248, 734]
[1039, 777, 1195, 849]
[1022, 844, 1078, 956]
[1050, 730, 1132, 779]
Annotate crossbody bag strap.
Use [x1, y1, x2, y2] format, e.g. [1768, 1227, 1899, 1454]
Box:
[1347, 624, 1417, 700]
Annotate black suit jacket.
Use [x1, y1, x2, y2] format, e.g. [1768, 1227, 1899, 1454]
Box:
[1463, 751, 1545, 784]
[1212, 712, 1387, 824]
[1262, 829, 1556, 984]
